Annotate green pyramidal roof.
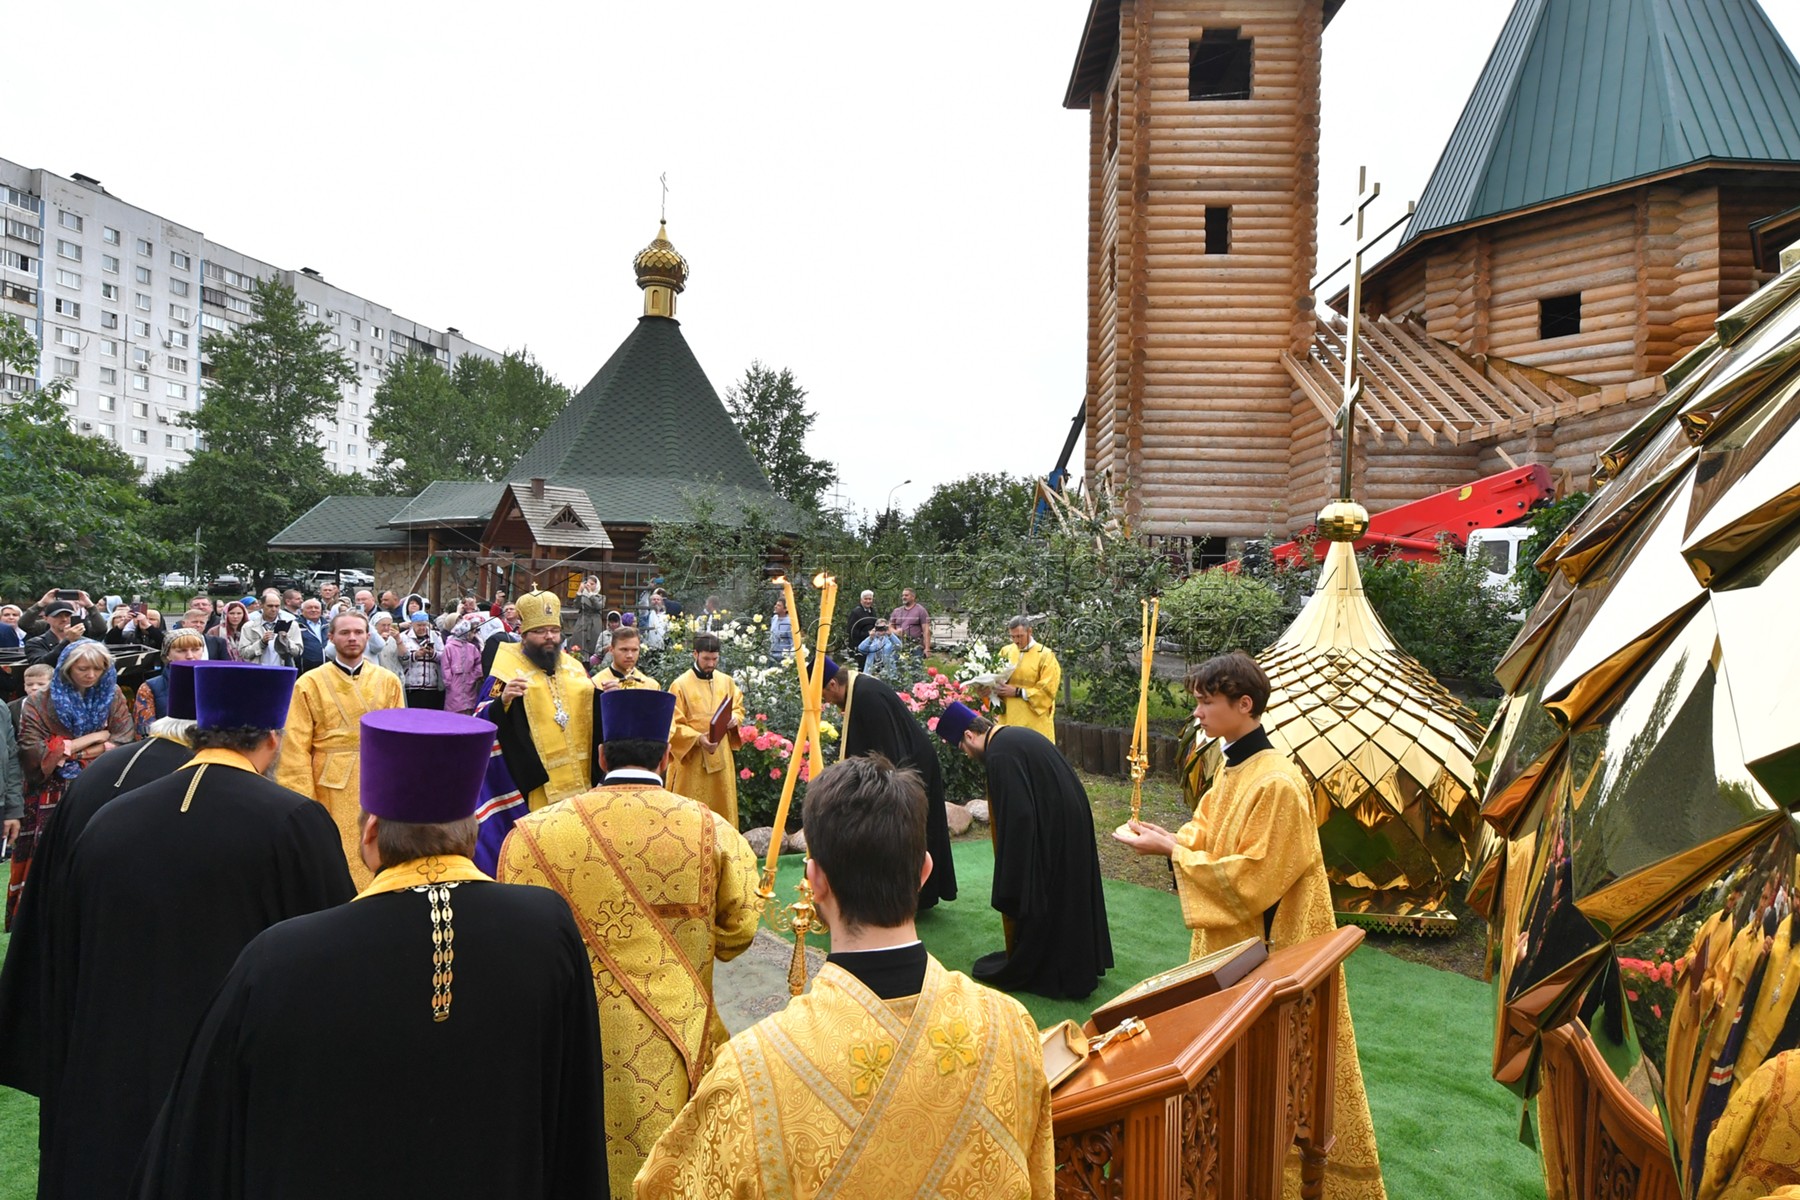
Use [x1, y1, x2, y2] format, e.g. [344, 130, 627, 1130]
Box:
[1405, 0, 1800, 245]
[506, 315, 786, 527]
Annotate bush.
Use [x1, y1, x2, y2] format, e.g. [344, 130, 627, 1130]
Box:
[1161, 570, 1287, 659]
[1360, 549, 1522, 685]
[1512, 491, 1590, 610]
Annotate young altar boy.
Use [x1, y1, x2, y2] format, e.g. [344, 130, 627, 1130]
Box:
[1114, 651, 1386, 1200]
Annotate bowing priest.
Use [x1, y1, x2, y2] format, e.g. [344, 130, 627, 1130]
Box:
[1114, 653, 1386, 1200]
[937, 700, 1112, 999]
[276, 609, 405, 888]
[498, 687, 760, 1199]
[470, 589, 599, 873]
[819, 655, 956, 908]
[0, 659, 198, 1141]
[666, 631, 745, 826]
[637, 754, 1054, 1198]
[135, 708, 608, 1200]
[42, 661, 355, 1200]
[592, 623, 658, 691]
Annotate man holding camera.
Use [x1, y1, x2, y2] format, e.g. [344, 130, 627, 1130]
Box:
[240, 589, 303, 667]
[23, 595, 91, 669]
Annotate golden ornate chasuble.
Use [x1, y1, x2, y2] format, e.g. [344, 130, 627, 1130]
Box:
[1175, 747, 1387, 1200]
[488, 640, 596, 812]
[275, 661, 404, 889]
[667, 668, 745, 827]
[995, 641, 1060, 741]
[635, 954, 1054, 1199]
[496, 782, 761, 1199]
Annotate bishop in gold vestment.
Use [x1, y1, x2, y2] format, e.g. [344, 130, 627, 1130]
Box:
[1171, 731, 1386, 1200]
[276, 643, 403, 889]
[667, 635, 745, 827]
[497, 687, 760, 1200]
[636, 954, 1053, 1198]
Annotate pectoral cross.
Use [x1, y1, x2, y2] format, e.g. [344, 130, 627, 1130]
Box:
[1335, 167, 1385, 503]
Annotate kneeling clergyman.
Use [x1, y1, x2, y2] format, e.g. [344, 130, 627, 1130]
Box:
[136, 708, 608, 1200]
[636, 754, 1054, 1199]
[1115, 652, 1385, 1200]
[498, 687, 761, 1199]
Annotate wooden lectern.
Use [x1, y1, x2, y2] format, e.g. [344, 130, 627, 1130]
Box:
[1051, 926, 1365, 1200]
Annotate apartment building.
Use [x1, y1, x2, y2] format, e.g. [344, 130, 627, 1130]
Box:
[0, 159, 500, 477]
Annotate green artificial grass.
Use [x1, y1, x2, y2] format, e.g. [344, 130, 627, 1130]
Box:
[0, 930, 38, 1200]
[768, 841, 1546, 1200]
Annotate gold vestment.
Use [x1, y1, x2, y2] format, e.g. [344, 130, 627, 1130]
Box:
[489, 640, 596, 812]
[996, 641, 1060, 741]
[595, 666, 660, 691]
[635, 954, 1054, 1198]
[497, 781, 761, 1198]
[667, 668, 745, 827]
[275, 662, 404, 889]
[1174, 746, 1386, 1200]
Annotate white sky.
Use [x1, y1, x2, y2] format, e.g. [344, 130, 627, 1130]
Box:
[11, 1, 1800, 519]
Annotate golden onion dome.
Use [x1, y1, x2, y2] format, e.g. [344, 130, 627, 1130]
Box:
[633, 223, 689, 294]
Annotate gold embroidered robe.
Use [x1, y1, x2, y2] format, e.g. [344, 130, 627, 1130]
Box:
[996, 641, 1060, 741]
[488, 640, 597, 813]
[496, 782, 761, 1199]
[275, 662, 404, 889]
[1173, 747, 1386, 1200]
[666, 668, 745, 827]
[635, 954, 1054, 1199]
[594, 666, 660, 691]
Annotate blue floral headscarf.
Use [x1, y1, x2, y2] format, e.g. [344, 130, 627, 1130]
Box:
[52, 638, 119, 738]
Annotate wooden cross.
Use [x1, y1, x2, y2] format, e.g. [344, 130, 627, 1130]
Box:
[1335, 166, 1384, 503]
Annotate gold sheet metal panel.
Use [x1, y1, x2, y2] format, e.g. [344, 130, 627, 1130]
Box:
[1481, 253, 1800, 1195]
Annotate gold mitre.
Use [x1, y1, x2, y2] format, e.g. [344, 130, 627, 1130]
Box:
[516, 590, 561, 633]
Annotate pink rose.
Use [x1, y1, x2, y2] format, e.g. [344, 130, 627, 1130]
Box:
[927, 717, 939, 731]
[779, 747, 791, 759]
[770, 767, 783, 780]
[738, 768, 753, 780]
[756, 713, 768, 722]
[754, 734, 773, 752]
[798, 763, 811, 782]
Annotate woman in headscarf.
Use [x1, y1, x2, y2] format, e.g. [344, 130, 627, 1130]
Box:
[10, 640, 136, 927]
[569, 573, 606, 661]
[369, 612, 405, 676]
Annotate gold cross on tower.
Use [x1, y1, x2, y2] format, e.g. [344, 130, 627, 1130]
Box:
[659, 173, 669, 223]
[1335, 166, 1387, 503]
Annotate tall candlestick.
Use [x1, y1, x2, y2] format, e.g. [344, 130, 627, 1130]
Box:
[1127, 597, 1160, 823]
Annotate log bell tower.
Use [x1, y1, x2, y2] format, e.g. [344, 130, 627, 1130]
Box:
[1065, 0, 1342, 541]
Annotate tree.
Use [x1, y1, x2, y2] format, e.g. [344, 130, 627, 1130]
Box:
[723, 362, 835, 512]
[908, 472, 1037, 549]
[151, 277, 353, 578]
[0, 315, 172, 594]
[368, 349, 570, 495]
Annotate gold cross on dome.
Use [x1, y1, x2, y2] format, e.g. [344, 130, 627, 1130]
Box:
[659, 173, 669, 223]
[1335, 166, 1384, 503]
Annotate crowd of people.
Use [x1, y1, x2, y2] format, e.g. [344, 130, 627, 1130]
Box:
[0, 573, 1386, 1199]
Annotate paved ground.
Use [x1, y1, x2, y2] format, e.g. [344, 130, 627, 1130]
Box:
[716, 926, 827, 1035]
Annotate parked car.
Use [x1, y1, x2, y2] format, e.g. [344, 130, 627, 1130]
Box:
[254, 572, 306, 595]
[207, 569, 247, 596]
[158, 572, 192, 590]
[338, 568, 374, 588]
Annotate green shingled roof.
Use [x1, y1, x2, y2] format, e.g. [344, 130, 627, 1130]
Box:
[388, 480, 506, 528]
[268, 495, 414, 550]
[506, 315, 787, 528]
[1405, 0, 1800, 245]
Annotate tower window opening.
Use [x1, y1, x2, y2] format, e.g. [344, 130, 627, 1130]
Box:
[1205, 206, 1232, 255]
[1539, 292, 1581, 339]
[1190, 30, 1252, 101]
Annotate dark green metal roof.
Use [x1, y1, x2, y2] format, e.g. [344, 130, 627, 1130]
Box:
[1405, 0, 1800, 245]
[506, 315, 787, 528]
[269, 495, 414, 550]
[387, 480, 505, 528]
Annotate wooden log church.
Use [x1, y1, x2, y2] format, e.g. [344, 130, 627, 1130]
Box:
[1064, 0, 1800, 545]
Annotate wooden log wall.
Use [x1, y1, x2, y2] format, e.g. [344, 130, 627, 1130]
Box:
[1082, 0, 1325, 536]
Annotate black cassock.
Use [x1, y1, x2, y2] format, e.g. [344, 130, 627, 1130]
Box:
[0, 735, 193, 1108]
[973, 726, 1113, 999]
[135, 880, 608, 1200]
[840, 671, 958, 906]
[42, 758, 354, 1200]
